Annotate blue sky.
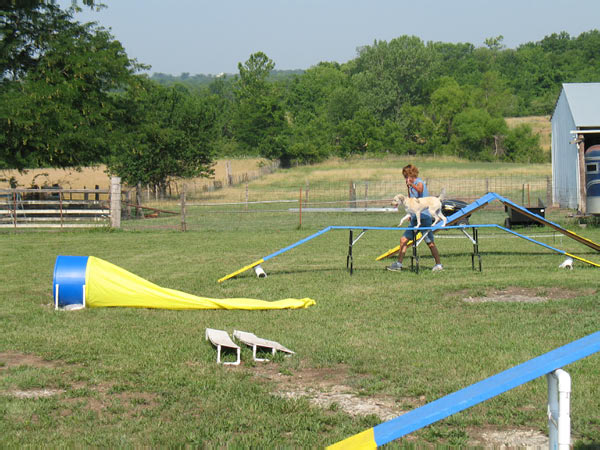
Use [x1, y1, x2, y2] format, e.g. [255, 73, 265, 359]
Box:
[59, 0, 600, 76]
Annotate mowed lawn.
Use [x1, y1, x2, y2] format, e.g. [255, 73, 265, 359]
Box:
[1, 159, 599, 447]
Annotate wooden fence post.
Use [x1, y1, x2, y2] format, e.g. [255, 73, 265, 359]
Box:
[180, 184, 187, 232]
[125, 191, 131, 219]
[110, 176, 121, 228]
[59, 188, 63, 229]
[12, 190, 17, 230]
[136, 182, 144, 218]
[226, 160, 232, 186]
[299, 187, 302, 229]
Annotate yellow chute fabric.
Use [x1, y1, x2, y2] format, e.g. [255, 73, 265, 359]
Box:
[84, 256, 315, 310]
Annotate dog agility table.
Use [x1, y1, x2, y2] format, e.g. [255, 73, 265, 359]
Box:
[344, 224, 483, 274]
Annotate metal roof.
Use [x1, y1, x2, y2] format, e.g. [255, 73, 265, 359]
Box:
[562, 83, 600, 127]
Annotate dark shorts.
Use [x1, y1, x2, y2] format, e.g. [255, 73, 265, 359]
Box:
[402, 214, 435, 243]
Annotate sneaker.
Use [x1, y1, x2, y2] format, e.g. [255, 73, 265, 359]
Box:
[386, 261, 403, 271]
[432, 264, 443, 272]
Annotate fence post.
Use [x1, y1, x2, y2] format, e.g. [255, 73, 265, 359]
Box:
[180, 184, 187, 232]
[226, 160, 232, 186]
[349, 181, 356, 208]
[110, 176, 121, 228]
[59, 188, 63, 229]
[546, 176, 552, 207]
[136, 182, 145, 218]
[12, 190, 17, 230]
[305, 182, 309, 206]
[299, 187, 302, 229]
[125, 190, 131, 219]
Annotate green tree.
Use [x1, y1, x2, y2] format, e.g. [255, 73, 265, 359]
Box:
[471, 71, 518, 117]
[108, 79, 218, 194]
[233, 52, 290, 164]
[429, 77, 469, 143]
[350, 36, 436, 118]
[502, 124, 545, 163]
[335, 108, 382, 156]
[0, 2, 142, 170]
[395, 103, 439, 155]
[285, 62, 347, 120]
[450, 108, 507, 160]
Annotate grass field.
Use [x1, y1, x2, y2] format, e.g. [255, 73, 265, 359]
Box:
[1, 157, 599, 447]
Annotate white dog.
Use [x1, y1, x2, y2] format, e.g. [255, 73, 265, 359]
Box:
[391, 190, 447, 228]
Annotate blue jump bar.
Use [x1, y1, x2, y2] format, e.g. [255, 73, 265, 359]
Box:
[373, 330, 600, 445]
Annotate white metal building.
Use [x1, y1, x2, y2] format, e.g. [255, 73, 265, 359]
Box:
[551, 83, 600, 213]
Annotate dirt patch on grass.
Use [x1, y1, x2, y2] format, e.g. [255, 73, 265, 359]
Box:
[247, 363, 416, 421]
[0, 351, 158, 415]
[468, 427, 550, 448]
[244, 363, 554, 447]
[0, 351, 63, 371]
[456, 286, 596, 303]
[11, 388, 65, 398]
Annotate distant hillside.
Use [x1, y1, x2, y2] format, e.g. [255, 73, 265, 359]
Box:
[150, 69, 304, 86]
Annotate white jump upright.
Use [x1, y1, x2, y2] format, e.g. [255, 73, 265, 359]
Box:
[547, 369, 571, 450]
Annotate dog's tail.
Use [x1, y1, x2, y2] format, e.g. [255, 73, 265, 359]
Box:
[438, 188, 446, 201]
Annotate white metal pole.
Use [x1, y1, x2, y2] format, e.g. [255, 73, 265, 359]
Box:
[547, 369, 571, 450]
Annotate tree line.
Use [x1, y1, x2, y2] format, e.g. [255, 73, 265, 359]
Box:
[2, 2, 599, 192]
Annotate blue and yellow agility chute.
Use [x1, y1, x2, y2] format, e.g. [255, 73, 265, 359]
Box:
[53, 255, 315, 310]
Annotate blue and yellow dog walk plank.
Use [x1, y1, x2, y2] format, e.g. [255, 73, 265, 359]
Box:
[328, 331, 600, 449]
[218, 226, 333, 283]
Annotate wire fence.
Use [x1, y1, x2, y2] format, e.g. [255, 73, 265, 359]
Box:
[120, 175, 555, 232]
[0, 175, 568, 233]
[179, 175, 552, 207]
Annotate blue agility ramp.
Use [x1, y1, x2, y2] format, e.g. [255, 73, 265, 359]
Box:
[328, 331, 600, 449]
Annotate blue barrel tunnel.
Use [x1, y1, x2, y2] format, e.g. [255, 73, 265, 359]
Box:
[53, 255, 88, 307]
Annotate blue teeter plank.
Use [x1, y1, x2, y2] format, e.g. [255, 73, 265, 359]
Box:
[373, 331, 600, 446]
[434, 192, 499, 230]
[495, 193, 600, 252]
[495, 193, 564, 229]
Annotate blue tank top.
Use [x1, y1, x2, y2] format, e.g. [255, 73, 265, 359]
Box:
[408, 177, 429, 198]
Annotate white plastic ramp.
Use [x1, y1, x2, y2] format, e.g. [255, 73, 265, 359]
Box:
[205, 328, 240, 365]
[233, 330, 294, 362]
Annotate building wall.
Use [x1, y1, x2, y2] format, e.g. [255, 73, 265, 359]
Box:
[551, 90, 579, 209]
